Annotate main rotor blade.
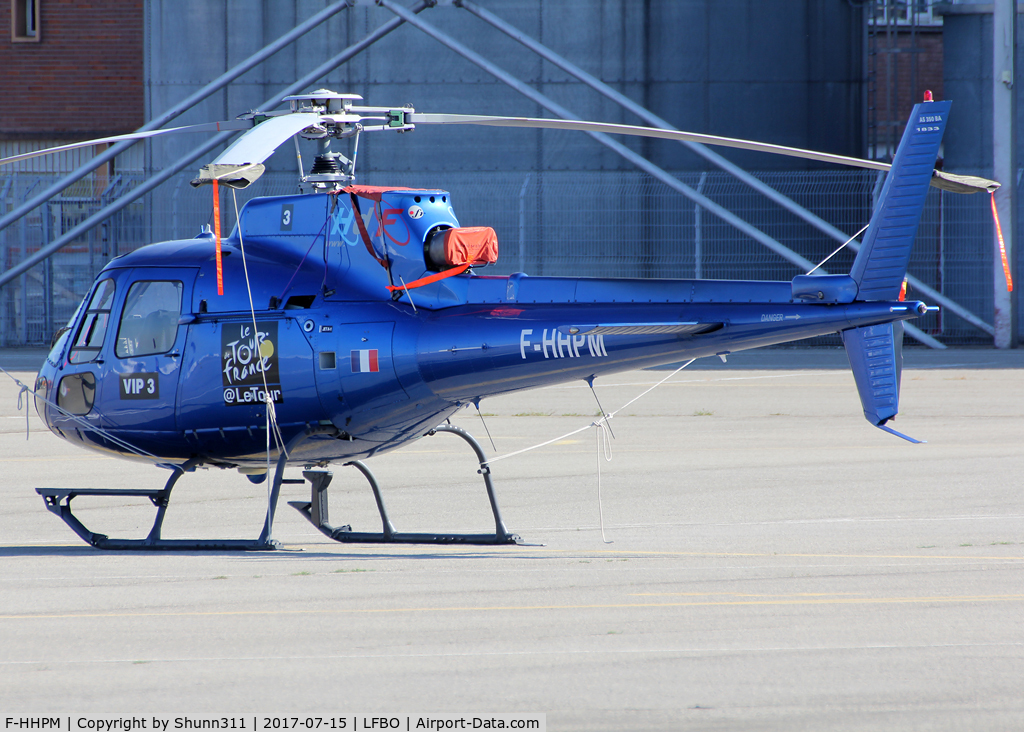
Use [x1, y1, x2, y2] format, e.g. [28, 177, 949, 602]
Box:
[211, 112, 323, 165]
[409, 113, 892, 172]
[0, 120, 253, 167]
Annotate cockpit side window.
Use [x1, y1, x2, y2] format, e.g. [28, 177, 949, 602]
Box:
[116, 281, 183, 358]
[68, 279, 116, 364]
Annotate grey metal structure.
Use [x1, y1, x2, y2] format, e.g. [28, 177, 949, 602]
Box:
[0, 1, 428, 292]
[0, 0, 352, 238]
[140, 0, 866, 175]
[939, 2, 1020, 347]
[0, 0, 1009, 349]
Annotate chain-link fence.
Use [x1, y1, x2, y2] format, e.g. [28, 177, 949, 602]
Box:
[0, 167, 1006, 347]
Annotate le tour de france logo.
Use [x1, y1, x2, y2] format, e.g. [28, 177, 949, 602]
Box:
[221, 321, 283, 407]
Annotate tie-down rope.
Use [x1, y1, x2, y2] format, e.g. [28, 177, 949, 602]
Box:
[0, 364, 159, 458]
[482, 358, 697, 541]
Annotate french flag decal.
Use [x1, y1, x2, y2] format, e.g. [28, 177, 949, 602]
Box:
[351, 349, 379, 373]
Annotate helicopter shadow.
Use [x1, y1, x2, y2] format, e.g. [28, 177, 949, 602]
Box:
[0, 543, 542, 561]
[246, 547, 546, 562]
[0, 544, 108, 558]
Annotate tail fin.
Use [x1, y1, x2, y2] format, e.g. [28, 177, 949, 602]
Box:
[849, 100, 950, 301]
[842, 101, 949, 442]
[841, 321, 922, 442]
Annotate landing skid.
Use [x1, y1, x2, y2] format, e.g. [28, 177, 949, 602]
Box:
[36, 425, 340, 550]
[290, 424, 523, 545]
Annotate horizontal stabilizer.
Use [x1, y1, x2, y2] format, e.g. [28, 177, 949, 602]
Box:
[842, 321, 921, 442]
[878, 423, 925, 444]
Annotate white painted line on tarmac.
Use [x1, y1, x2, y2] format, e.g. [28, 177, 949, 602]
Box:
[2, 641, 1023, 666]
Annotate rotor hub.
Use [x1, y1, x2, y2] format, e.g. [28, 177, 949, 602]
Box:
[302, 151, 353, 191]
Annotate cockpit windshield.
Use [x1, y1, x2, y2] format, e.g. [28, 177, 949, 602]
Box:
[68, 279, 116, 364]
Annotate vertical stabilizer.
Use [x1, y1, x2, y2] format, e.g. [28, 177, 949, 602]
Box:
[842, 321, 922, 442]
[841, 101, 947, 442]
[842, 321, 903, 426]
[849, 100, 950, 301]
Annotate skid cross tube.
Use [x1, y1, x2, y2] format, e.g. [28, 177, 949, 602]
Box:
[35, 425, 341, 550]
[31, 456, 276, 550]
[290, 424, 522, 545]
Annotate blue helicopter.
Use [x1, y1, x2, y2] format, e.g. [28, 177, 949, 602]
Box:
[2, 91, 998, 550]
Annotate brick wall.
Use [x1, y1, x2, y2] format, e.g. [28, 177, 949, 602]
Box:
[0, 0, 144, 138]
[868, 28, 945, 156]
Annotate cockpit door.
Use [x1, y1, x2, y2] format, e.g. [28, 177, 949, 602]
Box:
[101, 267, 197, 434]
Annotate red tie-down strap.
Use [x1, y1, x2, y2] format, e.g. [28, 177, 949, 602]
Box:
[346, 192, 389, 269]
[386, 263, 471, 293]
[386, 227, 499, 293]
[338, 185, 499, 294]
[340, 184, 419, 201]
[340, 185, 427, 269]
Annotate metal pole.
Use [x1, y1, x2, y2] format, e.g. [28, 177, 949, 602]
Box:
[993, 0, 1017, 347]
[0, 4, 428, 292]
[0, 0, 352, 237]
[695, 172, 707, 280]
[0, 176, 11, 345]
[455, 0, 985, 341]
[518, 173, 531, 273]
[380, 0, 944, 349]
[1015, 0, 1021, 346]
[18, 204, 27, 343]
[43, 202, 52, 340]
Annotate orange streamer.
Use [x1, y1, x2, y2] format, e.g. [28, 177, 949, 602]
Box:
[213, 178, 223, 296]
[990, 191, 1013, 293]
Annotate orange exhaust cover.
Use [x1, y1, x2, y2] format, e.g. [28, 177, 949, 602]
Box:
[443, 226, 498, 266]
